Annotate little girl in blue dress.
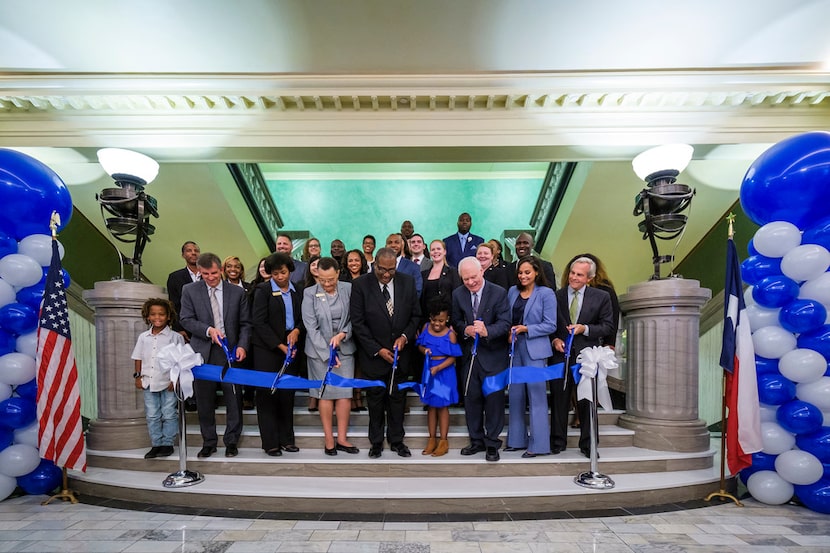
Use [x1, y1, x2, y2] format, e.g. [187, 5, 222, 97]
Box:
[416, 298, 462, 457]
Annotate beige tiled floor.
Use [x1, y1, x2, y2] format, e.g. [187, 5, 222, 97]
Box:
[0, 494, 828, 552]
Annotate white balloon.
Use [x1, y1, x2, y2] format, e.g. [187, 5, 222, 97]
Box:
[796, 377, 830, 410]
[746, 304, 781, 332]
[774, 449, 824, 485]
[0, 382, 11, 402]
[0, 278, 15, 308]
[781, 244, 830, 283]
[17, 234, 64, 267]
[800, 272, 830, 308]
[13, 422, 38, 448]
[823, 410, 830, 425]
[0, 474, 16, 502]
[761, 421, 796, 455]
[753, 222, 802, 258]
[759, 404, 779, 423]
[747, 470, 795, 505]
[0, 443, 40, 477]
[0, 352, 36, 386]
[15, 332, 37, 358]
[744, 286, 756, 307]
[0, 254, 43, 288]
[779, 348, 828, 384]
[752, 326, 798, 359]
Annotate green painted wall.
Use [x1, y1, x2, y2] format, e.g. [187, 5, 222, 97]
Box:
[60, 207, 126, 289]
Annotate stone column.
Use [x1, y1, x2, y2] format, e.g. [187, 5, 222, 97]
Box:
[83, 280, 165, 450]
[617, 278, 711, 452]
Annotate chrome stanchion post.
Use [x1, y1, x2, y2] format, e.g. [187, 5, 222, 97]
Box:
[574, 373, 615, 490]
[163, 381, 205, 488]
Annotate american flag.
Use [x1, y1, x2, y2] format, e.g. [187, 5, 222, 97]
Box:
[36, 239, 87, 472]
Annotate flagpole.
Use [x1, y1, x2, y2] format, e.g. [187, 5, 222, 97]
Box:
[41, 211, 80, 506]
[705, 212, 742, 507]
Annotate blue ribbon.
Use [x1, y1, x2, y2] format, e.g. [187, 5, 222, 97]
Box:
[482, 362, 581, 396]
[192, 362, 385, 390]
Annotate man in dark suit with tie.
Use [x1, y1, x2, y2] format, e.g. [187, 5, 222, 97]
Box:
[350, 247, 421, 458]
[166, 241, 201, 337]
[444, 212, 484, 268]
[384, 233, 423, 296]
[408, 233, 432, 272]
[180, 252, 252, 459]
[550, 256, 615, 457]
[452, 257, 511, 462]
[508, 232, 557, 289]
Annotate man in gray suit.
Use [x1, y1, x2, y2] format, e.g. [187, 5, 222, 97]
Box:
[180, 252, 251, 458]
[276, 233, 307, 285]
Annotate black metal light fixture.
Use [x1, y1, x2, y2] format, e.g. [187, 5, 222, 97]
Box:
[96, 148, 159, 280]
[632, 144, 695, 280]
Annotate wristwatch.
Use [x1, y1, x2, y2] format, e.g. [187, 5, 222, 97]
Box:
[133, 372, 141, 379]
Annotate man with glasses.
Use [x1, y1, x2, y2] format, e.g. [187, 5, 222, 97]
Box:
[350, 248, 421, 458]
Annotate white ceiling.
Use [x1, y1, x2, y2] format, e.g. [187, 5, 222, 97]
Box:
[1, 0, 830, 291]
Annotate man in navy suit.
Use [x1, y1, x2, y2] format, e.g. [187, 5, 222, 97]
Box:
[350, 248, 421, 458]
[452, 257, 511, 462]
[550, 256, 615, 457]
[180, 252, 252, 459]
[444, 212, 484, 268]
[384, 233, 423, 296]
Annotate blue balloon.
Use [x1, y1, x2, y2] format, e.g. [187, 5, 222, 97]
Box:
[796, 426, 830, 464]
[758, 373, 796, 405]
[740, 131, 830, 229]
[0, 149, 73, 240]
[752, 275, 800, 308]
[16, 458, 63, 495]
[0, 303, 37, 336]
[15, 282, 45, 310]
[0, 425, 12, 448]
[741, 255, 783, 286]
[803, 216, 830, 251]
[0, 396, 36, 429]
[739, 451, 778, 482]
[754, 356, 780, 375]
[0, 329, 15, 356]
[779, 299, 828, 334]
[776, 400, 824, 435]
[795, 476, 830, 514]
[14, 378, 37, 400]
[0, 230, 16, 259]
[747, 239, 759, 257]
[798, 325, 830, 360]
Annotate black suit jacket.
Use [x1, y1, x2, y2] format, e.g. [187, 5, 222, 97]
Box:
[179, 280, 252, 363]
[451, 281, 511, 375]
[350, 272, 421, 379]
[250, 281, 304, 372]
[551, 286, 614, 364]
[166, 267, 197, 332]
[508, 256, 557, 290]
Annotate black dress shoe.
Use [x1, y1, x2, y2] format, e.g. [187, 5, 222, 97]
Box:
[503, 446, 525, 452]
[521, 451, 537, 458]
[281, 445, 300, 453]
[197, 446, 217, 458]
[460, 443, 486, 456]
[266, 448, 282, 457]
[144, 446, 161, 459]
[156, 446, 174, 457]
[225, 445, 239, 457]
[324, 447, 338, 456]
[336, 443, 360, 454]
[390, 443, 411, 457]
[551, 447, 563, 455]
[368, 444, 382, 458]
[485, 447, 500, 462]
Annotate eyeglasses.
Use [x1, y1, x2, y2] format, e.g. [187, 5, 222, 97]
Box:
[375, 265, 396, 274]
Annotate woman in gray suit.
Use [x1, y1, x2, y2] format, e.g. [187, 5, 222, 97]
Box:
[302, 257, 359, 456]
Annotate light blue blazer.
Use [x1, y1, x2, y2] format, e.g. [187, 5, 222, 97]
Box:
[507, 284, 557, 361]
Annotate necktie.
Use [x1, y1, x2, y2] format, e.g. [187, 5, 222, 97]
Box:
[413, 257, 420, 265]
[210, 287, 225, 333]
[472, 292, 479, 319]
[569, 290, 579, 324]
[383, 285, 393, 317]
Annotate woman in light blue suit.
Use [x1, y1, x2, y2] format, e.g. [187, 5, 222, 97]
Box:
[505, 256, 557, 457]
[302, 257, 360, 456]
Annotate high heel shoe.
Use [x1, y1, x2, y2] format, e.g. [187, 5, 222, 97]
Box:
[422, 437, 437, 455]
[431, 439, 449, 457]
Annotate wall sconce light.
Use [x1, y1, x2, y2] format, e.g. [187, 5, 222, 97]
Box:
[95, 148, 159, 281]
[632, 144, 695, 280]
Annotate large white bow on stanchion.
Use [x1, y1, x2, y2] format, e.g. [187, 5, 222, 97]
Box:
[157, 343, 204, 400]
[575, 345, 617, 411]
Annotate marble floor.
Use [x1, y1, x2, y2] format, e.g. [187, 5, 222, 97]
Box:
[0, 493, 828, 553]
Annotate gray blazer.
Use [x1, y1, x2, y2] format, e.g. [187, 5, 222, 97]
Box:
[302, 281, 355, 361]
[179, 280, 251, 360]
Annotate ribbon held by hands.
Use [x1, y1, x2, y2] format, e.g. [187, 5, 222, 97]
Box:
[388, 345, 399, 395]
[218, 336, 236, 379]
[270, 343, 297, 394]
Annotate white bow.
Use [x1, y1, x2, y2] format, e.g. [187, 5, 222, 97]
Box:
[575, 345, 618, 411]
[157, 343, 204, 400]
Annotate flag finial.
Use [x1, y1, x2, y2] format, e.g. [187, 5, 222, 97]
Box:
[49, 211, 61, 239]
[725, 212, 736, 240]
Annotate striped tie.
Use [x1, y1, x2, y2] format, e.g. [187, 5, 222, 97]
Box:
[383, 285, 393, 317]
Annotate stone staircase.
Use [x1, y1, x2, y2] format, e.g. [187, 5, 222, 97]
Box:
[71, 393, 722, 515]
